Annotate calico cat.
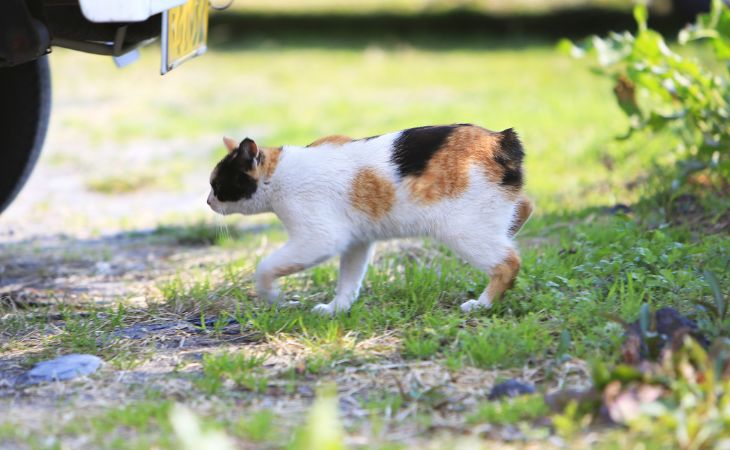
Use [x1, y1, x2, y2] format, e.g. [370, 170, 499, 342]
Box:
[207, 124, 533, 315]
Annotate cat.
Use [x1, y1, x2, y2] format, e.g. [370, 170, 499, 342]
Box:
[207, 124, 533, 316]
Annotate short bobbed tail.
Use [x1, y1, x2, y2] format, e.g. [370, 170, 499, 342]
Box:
[494, 128, 525, 191]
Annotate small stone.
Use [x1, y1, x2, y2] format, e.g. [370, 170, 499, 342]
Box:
[488, 379, 536, 400]
[22, 354, 103, 384]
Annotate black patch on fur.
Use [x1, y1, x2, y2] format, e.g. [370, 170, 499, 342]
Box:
[391, 125, 461, 177]
[211, 150, 258, 202]
[494, 128, 525, 189]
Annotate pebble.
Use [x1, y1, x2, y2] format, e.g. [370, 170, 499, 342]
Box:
[21, 354, 103, 384]
[488, 379, 536, 400]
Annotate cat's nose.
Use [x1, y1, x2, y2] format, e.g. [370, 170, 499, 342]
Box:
[207, 197, 212, 205]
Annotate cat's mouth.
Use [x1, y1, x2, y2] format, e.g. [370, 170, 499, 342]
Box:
[207, 192, 228, 215]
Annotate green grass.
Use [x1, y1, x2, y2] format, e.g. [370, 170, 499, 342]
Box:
[197, 351, 269, 394]
[469, 394, 550, 425]
[147, 218, 727, 371]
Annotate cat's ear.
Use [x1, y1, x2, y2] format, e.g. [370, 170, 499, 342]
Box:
[239, 138, 259, 160]
[223, 136, 238, 153]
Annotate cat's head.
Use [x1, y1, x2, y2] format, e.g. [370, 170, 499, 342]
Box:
[207, 136, 265, 215]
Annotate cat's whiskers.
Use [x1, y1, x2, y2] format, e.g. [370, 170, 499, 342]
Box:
[216, 217, 231, 242]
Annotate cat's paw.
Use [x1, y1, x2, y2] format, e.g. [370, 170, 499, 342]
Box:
[257, 287, 281, 305]
[460, 299, 490, 313]
[311, 303, 335, 316]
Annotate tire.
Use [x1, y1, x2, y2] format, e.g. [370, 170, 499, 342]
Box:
[0, 55, 51, 214]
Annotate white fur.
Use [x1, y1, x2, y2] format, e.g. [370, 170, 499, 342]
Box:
[208, 132, 521, 315]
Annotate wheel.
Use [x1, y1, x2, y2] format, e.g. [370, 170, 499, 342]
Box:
[0, 55, 51, 214]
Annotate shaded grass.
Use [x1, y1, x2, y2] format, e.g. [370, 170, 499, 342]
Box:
[152, 220, 285, 247]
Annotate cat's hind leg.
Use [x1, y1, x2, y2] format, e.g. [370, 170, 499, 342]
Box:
[440, 232, 521, 312]
[312, 242, 373, 316]
[459, 247, 521, 312]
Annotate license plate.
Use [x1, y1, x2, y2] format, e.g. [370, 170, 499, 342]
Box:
[161, 0, 209, 74]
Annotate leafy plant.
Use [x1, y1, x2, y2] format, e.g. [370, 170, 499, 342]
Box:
[562, 1, 730, 182]
[619, 338, 730, 449]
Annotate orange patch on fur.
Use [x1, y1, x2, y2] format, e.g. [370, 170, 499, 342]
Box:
[307, 135, 352, 147]
[406, 126, 507, 204]
[350, 168, 395, 220]
[260, 147, 281, 179]
[486, 248, 521, 301]
[243, 147, 281, 181]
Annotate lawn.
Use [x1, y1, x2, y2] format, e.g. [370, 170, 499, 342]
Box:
[0, 18, 729, 450]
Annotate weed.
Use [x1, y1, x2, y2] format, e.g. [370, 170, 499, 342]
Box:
[234, 410, 277, 442]
[197, 351, 269, 395]
[460, 314, 554, 369]
[402, 331, 440, 360]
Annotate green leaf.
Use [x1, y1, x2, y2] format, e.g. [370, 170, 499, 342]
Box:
[714, 1, 730, 39]
[710, 0, 726, 28]
[557, 329, 572, 356]
[639, 303, 652, 336]
[633, 30, 669, 62]
[557, 38, 585, 58]
[693, 299, 720, 321]
[704, 269, 727, 319]
[611, 364, 644, 383]
[712, 37, 730, 60]
[646, 112, 671, 132]
[634, 4, 649, 33]
[591, 360, 612, 389]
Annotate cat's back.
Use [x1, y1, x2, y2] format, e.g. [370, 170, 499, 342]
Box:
[388, 124, 524, 203]
[274, 124, 524, 221]
[276, 132, 400, 186]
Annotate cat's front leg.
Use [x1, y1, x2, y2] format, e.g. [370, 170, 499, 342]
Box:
[255, 239, 337, 305]
[312, 242, 373, 316]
